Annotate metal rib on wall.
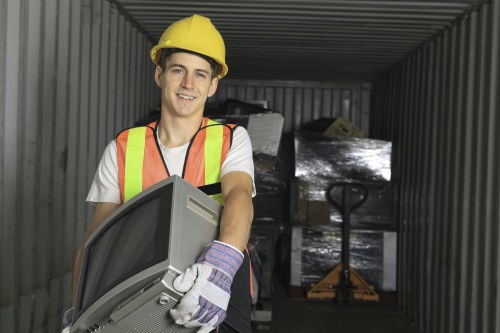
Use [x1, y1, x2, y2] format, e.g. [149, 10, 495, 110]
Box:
[372, 2, 499, 332]
[0, 0, 159, 331]
[215, 79, 371, 133]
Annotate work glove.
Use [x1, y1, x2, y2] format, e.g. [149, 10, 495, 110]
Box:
[60, 307, 74, 333]
[170, 241, 244, 333]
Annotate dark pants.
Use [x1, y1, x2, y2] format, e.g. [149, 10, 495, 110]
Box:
[217, 250, 252, 333]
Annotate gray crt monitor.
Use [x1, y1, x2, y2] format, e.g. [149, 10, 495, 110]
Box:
[71, 175, 222, 333]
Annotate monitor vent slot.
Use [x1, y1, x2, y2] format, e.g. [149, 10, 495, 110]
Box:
[187, 196, 219, 226]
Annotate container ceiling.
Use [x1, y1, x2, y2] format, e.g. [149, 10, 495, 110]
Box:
[114, 0, 487, 81]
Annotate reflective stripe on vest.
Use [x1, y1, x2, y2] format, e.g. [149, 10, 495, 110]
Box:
[123, 127, 147, 202]
[205, 119, 224, 204]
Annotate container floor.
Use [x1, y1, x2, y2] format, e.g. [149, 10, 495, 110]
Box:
[253, 278, 420, 333]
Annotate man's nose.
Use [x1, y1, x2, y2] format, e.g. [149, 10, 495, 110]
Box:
[181, 73, 195, 88]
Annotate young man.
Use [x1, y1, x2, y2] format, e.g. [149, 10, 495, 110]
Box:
[65, 14, 255, 333]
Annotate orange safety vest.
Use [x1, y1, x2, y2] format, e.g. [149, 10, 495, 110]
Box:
[116, 117, 236, 204]
[116, 117, 254, 299]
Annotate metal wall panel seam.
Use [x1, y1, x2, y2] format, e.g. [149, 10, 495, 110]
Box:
[399, 53, 411, 319]
[137, 34, 145, 121]
[123, 18, 132, 128]
[382, 72, 391, 140]
[283, 87, 294, 132]
[421, 40, 435, 332]
[237, 86, 246, 101]
[311, 88, 322, 119]
[20, 0, 41, 306]
[411, 49, 423, 326]
[394, 61, 406, 310]
[97, 0, 111, 163]
[87, 0, 102, 226]
[65, 0, 82, 291]
[114, 14, 125, 143]
[320, 88, 332, 118]
[428, 32, 444, 333]
[293, 87, 303, 131]
[1, 0, 21, 312]
[16, 0, 32, 331]
[268, 86, 278, 114]
[139, 35, 148, 120]
[399, 54, 410, 319]
[470, 7, 490, 333]
[0, 7, 6, 308]
[301, 88, 313, 125]
[48, 278, 61, 332]
[411, 50, 422, 324]
[402, 53, 413, 320]
[448, 19, 468, 333]
[126, 22, 136, 126]
[76, 0, 92, 245]
[433, 27, 453, 333]
[476, 4, 494, 332]
[460, 9, 480, 333]
[441, 22, 457, 333]
[414, 46, 427, 331]
[0, 0, 8, 327]
[486, 0, 500, 331]
[106, 5, 118, 138]
[38, 0, 59, 292]
[54, 0, 70, 278]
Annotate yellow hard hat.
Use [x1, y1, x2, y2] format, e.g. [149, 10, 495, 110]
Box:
[150, 14, 228, 79]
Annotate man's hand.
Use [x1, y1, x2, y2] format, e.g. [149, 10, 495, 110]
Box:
[170, 241, 244, 333]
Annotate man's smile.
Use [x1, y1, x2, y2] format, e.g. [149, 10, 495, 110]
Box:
[177, 93, 196, 101]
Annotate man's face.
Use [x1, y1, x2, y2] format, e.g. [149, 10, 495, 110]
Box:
[154, 52, 218, 119]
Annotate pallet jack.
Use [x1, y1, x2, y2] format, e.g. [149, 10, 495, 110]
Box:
[307, 182, 379, 305]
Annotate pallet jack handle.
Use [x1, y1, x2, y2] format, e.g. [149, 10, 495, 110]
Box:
[327, 182, 368, 305]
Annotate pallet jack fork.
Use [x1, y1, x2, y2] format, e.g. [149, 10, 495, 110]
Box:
[307, 182, 380, 305]
[307, 264, 379, 302]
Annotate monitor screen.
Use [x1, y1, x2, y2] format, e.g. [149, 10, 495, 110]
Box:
[76, 185, 173, 319]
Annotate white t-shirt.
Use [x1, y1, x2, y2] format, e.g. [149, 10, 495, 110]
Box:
[87, 126, 255, 204]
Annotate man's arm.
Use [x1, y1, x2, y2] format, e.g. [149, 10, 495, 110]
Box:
[218, 171, 254, 251]
[71, 202, 120, 304]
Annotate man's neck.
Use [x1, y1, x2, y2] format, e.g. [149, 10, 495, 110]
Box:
[157, 113, 203, 148]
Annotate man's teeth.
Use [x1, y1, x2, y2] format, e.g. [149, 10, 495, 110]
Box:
[178, 94, 195, 100]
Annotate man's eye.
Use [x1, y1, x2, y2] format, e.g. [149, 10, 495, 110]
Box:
[172, 68, 183, 73]
[196, 72, 207, 78]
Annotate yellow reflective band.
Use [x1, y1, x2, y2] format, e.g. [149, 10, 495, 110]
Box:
[209, 193, 224, 205]
[124, 127, 147, 202]
[205, 119, 223, 186]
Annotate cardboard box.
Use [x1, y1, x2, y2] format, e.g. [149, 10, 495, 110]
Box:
[323, 116, 367, 138]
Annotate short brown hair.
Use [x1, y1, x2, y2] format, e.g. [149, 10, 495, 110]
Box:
[158, 48, 219, 79]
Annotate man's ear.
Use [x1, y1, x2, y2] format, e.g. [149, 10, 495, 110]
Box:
[154, 65, 163, 87]
[208, 77, 219, 97]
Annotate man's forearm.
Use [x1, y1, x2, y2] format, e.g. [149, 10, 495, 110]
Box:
[218, 186, 253, 251]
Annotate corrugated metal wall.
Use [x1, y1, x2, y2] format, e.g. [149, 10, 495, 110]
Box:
[372, 1, 499, 333]
[215, 80, 371, 133]
[0, 0, 159, 331]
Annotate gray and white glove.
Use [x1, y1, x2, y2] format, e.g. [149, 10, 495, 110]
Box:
[61, 307, 74, 333]
[170, 241, 244, 333]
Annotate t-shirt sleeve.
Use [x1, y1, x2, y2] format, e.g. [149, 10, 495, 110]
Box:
[86, 140, 121, 205]
[221, 126, 256, 197]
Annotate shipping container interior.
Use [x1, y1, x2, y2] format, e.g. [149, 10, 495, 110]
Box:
[1, 0, 499, 332]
